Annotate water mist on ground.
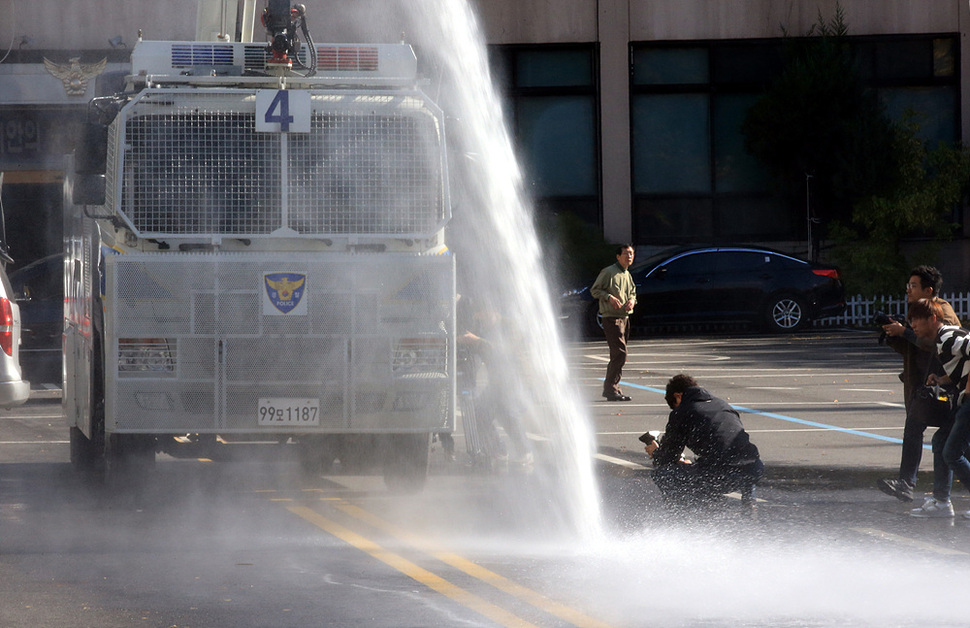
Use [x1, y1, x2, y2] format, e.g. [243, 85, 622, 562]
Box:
[33, 3, 970, 626]
[377, 5, 970, 627]
[547, 524, 970, 628]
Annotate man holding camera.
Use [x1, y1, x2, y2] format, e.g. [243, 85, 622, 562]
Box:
[643, 374, 763, 506]
[905, 298, 970, 518]
[878, 266, 960, 502]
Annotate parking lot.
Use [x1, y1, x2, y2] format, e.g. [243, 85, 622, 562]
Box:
[3, 328, 970, 628]
[570, 328, 970, 551]
[579, 327, 909, 469]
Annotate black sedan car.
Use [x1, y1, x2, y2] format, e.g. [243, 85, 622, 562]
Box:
[561, 246, 845, 335]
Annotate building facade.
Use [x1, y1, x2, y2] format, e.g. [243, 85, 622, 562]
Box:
[1, 0, 968, 279]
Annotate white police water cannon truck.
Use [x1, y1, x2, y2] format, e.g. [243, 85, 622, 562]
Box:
[64, 0, 455, 491]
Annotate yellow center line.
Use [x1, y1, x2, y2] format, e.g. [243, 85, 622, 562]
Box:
[287, 505, 539, 628]
[335, 502, 616, 628]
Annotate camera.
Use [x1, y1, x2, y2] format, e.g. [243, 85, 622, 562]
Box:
[915, 384, 949, 403]
[874, 311, 906, 326]
[638, 430, 663, 445]
[874, 311, 907, 344]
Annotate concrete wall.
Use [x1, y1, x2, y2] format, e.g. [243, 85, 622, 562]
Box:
[0, 0, 196, 50]
[472, 0, 597, 43]
[2, 0, 969, 268]
[0, 0, 435, 49]
[3, 0, 962, 53]
[631, 0, 961, 41]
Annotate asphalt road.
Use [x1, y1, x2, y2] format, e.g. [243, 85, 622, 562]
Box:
[2, 330, 970, 628]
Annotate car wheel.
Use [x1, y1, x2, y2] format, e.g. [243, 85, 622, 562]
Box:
[765, 294, 806, 333]
[583, 302, 604, 338]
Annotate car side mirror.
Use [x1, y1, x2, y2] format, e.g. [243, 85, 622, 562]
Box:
[75, 122, 108, 175]
[72, 174, 106, 206]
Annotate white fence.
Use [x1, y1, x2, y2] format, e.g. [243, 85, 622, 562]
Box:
[815, 293, 970, 327]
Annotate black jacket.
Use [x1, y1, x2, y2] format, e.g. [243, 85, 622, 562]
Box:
[653, 386, 760, 469]
[884, 298, 959, 402]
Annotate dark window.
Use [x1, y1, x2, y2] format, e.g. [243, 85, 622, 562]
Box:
[765, 254, 804, 270]
[0, 182, 62, 266]
[713, 94, 770, 193]
[880, 86, 957, 145]
[712, 42, 785, 85]
[715, 197, 793, 241]
[630, 34, 961, 245]
[515, 49, 594, 88]
[660, 251, 719, 277]
[874, 39, 933, 81]
[516, 95, 597, 196]
[716, 251, 771, 273]
[632, 94, 710, 194]
[632, 47, 708, 85]
[16, 258, 62, 301]
[493, 45, 599, 225]
[634, 197, 713, 245]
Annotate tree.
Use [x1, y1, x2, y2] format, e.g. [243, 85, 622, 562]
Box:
[744, 4, 970, 295]
[828, 115, 970, 294]
[743, 5, 899, 235]
[538, 210, 614, 290]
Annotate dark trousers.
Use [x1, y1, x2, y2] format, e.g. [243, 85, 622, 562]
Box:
[652, 460, 765, 504]
[942, 402, 970, 498]
[898, 401, 927, 487]
[931, 422, 954, 501]
[602, 316, 630, 396]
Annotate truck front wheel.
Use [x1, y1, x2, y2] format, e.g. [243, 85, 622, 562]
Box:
[103, 434, 156, 490]
[70, 425, 99, 471]
[297, 435, 338, 476]
[73, 329, 108, 482]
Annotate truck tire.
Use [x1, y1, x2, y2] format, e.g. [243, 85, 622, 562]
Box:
[75, 329, 108, 482]
[70, 425, 99, 471]
[383, 433, 430, 493]
[104, 434, 156, 490]
[297, 436, 338, 476]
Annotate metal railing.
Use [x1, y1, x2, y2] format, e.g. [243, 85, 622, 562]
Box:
[815, 293, 970, 327]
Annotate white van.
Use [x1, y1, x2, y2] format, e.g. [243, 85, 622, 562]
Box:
[0, 263, 30, 407]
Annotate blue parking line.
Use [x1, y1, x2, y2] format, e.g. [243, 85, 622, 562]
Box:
[620, 381, 926, 449]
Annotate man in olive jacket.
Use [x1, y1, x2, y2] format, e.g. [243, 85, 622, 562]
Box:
[644, 374, 764, 505]
[590, 244, 636, 402]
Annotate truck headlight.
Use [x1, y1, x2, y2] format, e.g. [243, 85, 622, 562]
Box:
[118, 338, 176, 375]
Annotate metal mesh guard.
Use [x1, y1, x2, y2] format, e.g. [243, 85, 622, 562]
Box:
[106, 252, 456, 433]
[116, 91, 445, 238]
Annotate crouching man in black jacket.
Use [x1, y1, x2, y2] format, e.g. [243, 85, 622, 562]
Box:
[644, 374, 764, 506]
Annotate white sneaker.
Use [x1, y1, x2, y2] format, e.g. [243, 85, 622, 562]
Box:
[910, 498, 954, 518]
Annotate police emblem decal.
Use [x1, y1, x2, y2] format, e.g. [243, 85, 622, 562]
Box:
[263, 273, 307, 315]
